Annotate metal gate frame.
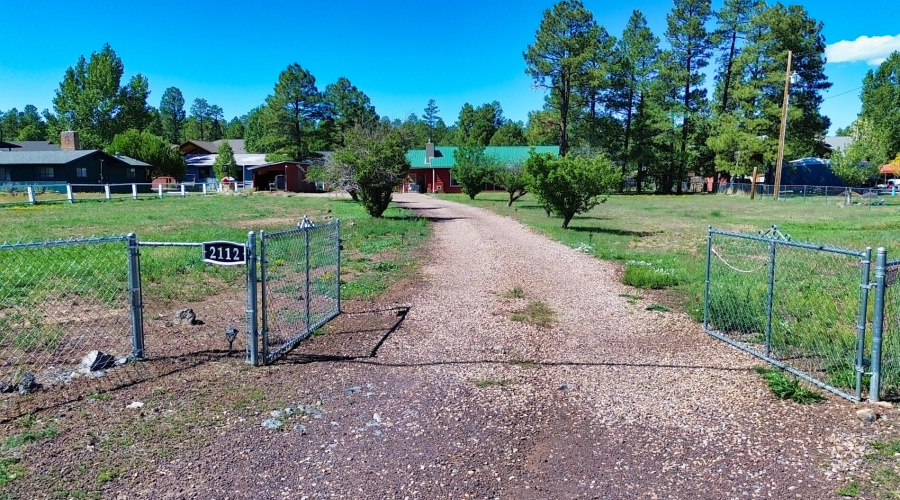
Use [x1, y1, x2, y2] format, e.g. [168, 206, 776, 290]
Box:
[703, 226, 888, 402]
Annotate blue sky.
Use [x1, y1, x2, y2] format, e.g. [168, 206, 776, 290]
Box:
[1, 0, 898, 135]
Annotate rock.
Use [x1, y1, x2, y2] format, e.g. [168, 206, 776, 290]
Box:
[293, 424, 307, 433]
[270, 410, 285, 419]
[857, 408, 878, 423]
[174, 308, 202, 325]
[126, 401, 144, 409]
[115, 356, 130, 366]
[79, 350, 116, 372]
[344, 386, 362, 395]
[297, 405, 323, 418]
[261, 418, 283, 430]
[283, 407, 295, 416]
[874, 401, 893, 409]
[0, 382, 14, 393]
[18, 373, 40, 394]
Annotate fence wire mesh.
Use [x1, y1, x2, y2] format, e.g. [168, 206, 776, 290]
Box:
[880, 260, 900, 398]
[705, 229, 868, 401]
[261, 221, 340, 363]
[136, 243, 250, 361]
[0, 236, 148, 417]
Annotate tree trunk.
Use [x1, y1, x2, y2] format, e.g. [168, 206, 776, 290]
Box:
[678, 56, 692, 195]
[621, 81, 635, 192]
[562, 213, 574, 229]
[721, 31, 738, 113]
[559, 76, 570, 157]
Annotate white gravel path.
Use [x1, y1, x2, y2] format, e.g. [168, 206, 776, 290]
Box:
[375, 193, 886, 499]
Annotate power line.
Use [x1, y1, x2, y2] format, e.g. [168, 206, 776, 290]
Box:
[823, 86, 862, 101]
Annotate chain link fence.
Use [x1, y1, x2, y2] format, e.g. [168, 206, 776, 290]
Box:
[260, 219, 341, 364]
[0, 217, 341, 418]
[704, 226, 876, 401]
[0, 235, 149, 417]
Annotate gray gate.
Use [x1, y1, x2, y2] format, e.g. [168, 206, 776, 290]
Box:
[704, 226, 886, 402]
[258, 218, 341, 364]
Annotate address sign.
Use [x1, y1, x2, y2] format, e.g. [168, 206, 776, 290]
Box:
[202, 241, 247, 266]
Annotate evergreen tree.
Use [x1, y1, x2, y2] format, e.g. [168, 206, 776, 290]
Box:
[423, 99, 441, 138]
[524, 0, 601, 156]
[190, 98, 210, 140]
[860, 51, 900, 159]
[324, 77, 378, 147]
[664, 0, 714, 193]
[159, 87, 186, 144]
[212, 140, 238, 179]
[264, 63, 325, 160]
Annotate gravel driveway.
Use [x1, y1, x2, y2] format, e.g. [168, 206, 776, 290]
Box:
[9, 193, 891, 499]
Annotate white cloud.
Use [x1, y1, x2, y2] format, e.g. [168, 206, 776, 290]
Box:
[826, 33, 900, 65]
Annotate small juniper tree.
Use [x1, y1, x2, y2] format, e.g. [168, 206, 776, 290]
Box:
[524, 151, 622, 228]
[212, 140, 238, 179]
[335, 126, 410, 217]
[494, 162, 528, 206]
[452, 146, 497, 199]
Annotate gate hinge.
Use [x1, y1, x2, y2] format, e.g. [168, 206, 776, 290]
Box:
[861, 283, 877, 290]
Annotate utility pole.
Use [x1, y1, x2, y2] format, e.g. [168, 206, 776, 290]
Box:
[772, 50, 793, 201]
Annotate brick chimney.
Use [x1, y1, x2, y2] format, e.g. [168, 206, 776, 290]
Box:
[60, 131, 80, 151]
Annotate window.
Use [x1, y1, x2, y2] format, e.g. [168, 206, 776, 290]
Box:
[127, 168, 136, 179]
[40, 167, 54, 179]
[449, 174, 460, 186]
[76, 167, 87, 178]
[0, 167, 9, 181]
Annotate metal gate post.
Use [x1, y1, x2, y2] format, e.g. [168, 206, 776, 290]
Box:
[703, 226, 713, 331]
[246, 231, 259, 365]
[126, 233, 145, 360]
[869, 247, 888, 402]
[336, 221, 342, 313]
[764, 240, 777, 357]
[305, 227, 311, 328]
[259, 230, 268, 362]
[855, 248, 872, 401]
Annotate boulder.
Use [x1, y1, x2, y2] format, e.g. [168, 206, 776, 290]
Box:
[174, 308, 198, 325]
[80, 350, 116, 372]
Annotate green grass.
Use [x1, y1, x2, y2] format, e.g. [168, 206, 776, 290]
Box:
[504, 286, 526, 299]
[510, 300, 557, 328]
[836, 481, 860, 497]
[474, 378, 509, 388]
[618, 293, 642, 304]
[646, 304, 669, 312]
[754, 366, 826, 404]
[0, 195, 430, 347]
[3, 427, 59, 451]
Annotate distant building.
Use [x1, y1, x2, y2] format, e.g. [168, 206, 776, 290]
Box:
[0, 132, 148, 188]
[176, 139, 264, 182]
[404, 141, 559, 194]
[768, 157, 846, 187]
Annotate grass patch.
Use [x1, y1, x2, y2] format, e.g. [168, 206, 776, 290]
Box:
[754, 366, 826, 404]
[474, 378, 509, 388]
[510, 300, 557, 328]
[97, 468, 119, 485]
[646, 304, 669, 312]
[836, 480, 860, 497]
[504, 286, 526, 299]
[3, 427, 59, 451]
[622, 260, 679, 289]
[0, 457, 23, 487]
[509, 359, 538, 369]
[619, 293, 642, 304]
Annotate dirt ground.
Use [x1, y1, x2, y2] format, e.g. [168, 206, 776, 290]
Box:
[2, 193, 899, 499]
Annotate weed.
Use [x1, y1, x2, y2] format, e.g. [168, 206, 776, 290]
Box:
[754, 367, 825, 404]
[504, 286, 526, 299]
[869, 440, 900, 459]
[509, 359, 538, 369]
[511, 300, 557, 328]
[475, 379, 509, 388]
[646, 304, 669, 312]
[16, 414, 36, 428]
[3, 427, 59, 451]
[619, 293, 642, 304]
[835, 480, 859, 497]
[88, 391, 110, 402]
[97, 468, 119, 485]
[0, 457, 23, 486]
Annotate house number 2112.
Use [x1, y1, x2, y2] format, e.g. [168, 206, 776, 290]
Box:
[202, 241, 247, 266]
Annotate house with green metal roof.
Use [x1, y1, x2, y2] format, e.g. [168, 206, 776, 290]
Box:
[403, 141, 559, 194]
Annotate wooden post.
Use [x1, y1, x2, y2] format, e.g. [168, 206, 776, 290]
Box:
[773, 50, 793, 201]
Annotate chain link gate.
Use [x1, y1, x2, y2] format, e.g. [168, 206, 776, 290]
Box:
[258, 218, 341, 364]
[703, 226, 889, 402]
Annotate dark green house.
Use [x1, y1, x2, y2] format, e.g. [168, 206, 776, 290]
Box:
[0, 150, 149, 187]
